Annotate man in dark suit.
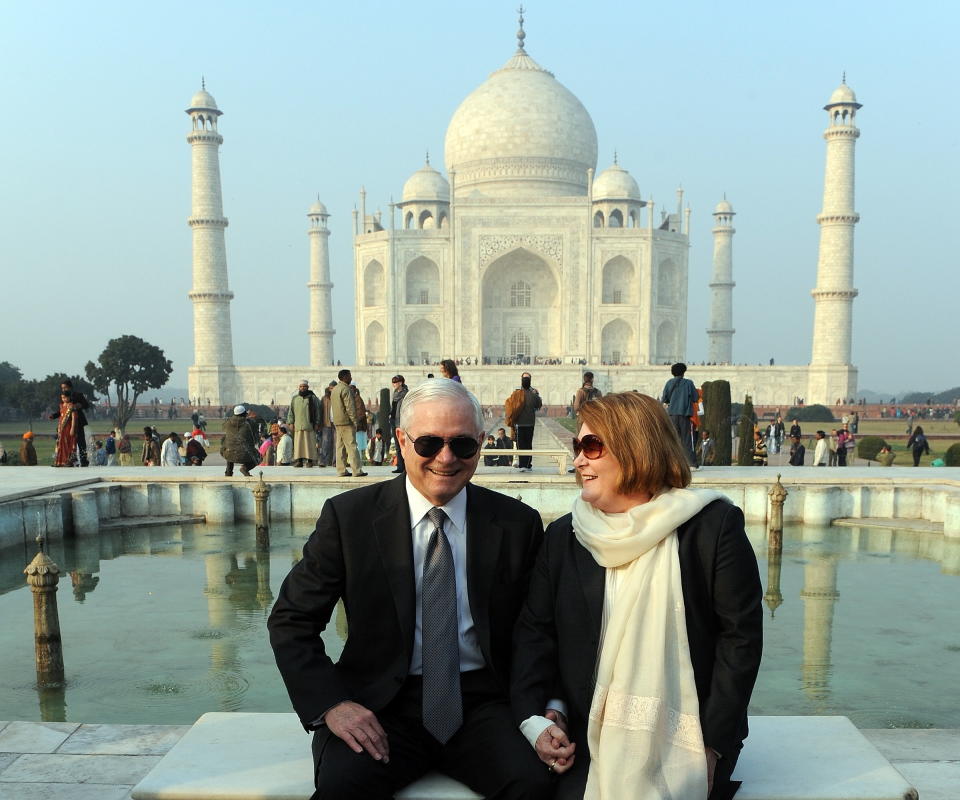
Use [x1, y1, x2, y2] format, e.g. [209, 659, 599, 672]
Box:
[268, 379, 552, 800]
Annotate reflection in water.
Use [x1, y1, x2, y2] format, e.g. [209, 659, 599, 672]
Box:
[763, 548, 783, 618]
[799, 548, 839, 708]
[0, 521, 958, 726]
[38, 685, 66, 722]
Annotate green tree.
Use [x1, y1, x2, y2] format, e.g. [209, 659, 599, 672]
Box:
[85, 336, 172, 435]
[11, 373, 97, 423]
[736, 395, 756, 466]
[0, 361, 23, 406]
[701, 380, 732, 466]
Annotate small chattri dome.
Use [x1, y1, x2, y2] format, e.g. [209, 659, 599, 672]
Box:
[308, 200, 328, 216]
[714, 198, 734, 214]
[188, 88, 219, 111]
[402, 163, 450, 203]
[827, 83, 857, 106]
[592, 163, 640, 201]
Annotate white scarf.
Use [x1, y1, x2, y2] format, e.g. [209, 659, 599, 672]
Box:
[572, 487, 722, 800]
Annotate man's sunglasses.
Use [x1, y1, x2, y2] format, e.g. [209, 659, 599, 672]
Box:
[572, 434, 604, 460]
[406, 433, 481, 459]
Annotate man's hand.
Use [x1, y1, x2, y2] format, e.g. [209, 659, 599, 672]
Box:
[534, 723, 575, 775]
[324, 701, 390, 763]
[544, 708, 568, 734]
[705, 748, 719, 796]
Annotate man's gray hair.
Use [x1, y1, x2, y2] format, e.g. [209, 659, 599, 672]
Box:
[398, 379, 484, 434]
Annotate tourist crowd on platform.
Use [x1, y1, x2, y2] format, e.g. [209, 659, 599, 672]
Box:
[3, 365, 955, 469]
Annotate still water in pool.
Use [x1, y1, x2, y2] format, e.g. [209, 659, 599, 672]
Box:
[0, 520, 957, 727]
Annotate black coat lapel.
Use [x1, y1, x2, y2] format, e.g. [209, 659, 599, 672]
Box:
[372, 476, 415, 663]
[572, 533, 604, 640]
[465, 484, 503, 665]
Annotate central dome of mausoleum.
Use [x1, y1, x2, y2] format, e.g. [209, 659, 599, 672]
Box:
[444, 47, 598, 198]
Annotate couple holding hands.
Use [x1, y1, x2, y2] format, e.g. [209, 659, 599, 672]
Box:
[268, 379, 762, 800]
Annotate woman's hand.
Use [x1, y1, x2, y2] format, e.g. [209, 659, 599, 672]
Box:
[705, 748, 718, 795]
[534, 724, 576, 775]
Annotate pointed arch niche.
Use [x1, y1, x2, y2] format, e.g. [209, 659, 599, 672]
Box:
[601, 256, 635, 304]
[365, 321, 385, 363]
[481, 247, 560, 362]
[657, 257, 679, 306]
[406, 319, 440, 365]
[364, 260, 385, 307]
[655, 319, 677, 363]
[405, 256, 440, 305]
[601, 319, 634, 365]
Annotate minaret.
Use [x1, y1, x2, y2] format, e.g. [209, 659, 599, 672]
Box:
[810, 79, 861, 368]
[707, 198, 736, 363]
[307, 200, 335, 367]
[186, 85, 234, 368]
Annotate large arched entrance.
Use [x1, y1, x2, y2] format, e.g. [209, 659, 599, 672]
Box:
[481, 248, 560, 363]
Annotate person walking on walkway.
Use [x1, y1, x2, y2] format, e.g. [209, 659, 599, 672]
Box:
[505, 372, 541, 471]
[661, 363, 698, 467]
[389, 376, 409, 474]
[288, 380, 321, 468]
[332, 369, 366, 477]
[906, 426, 930, 467]
[221, 405, 258, 477]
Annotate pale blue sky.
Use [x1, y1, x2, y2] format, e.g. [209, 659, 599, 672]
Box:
[1, 1, 957, 396]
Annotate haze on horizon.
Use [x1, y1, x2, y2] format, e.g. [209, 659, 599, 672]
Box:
[1, 1, 957, 399]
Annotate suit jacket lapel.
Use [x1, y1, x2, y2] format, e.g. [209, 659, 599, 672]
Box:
[572, 534, 604, 641]
[465, 483, 502, 666]
[372, 476, 416, 664]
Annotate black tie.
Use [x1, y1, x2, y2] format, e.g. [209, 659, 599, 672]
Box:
[421, 507, 463, 743]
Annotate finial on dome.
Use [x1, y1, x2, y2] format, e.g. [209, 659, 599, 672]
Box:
[842, 71, 846, 84]
[201, 75, 206, 91]
[613, 149, 618, 166]
[425, 149, 430, 166]
[516, 4, 526, 51]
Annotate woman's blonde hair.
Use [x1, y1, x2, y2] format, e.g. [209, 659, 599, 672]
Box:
[577, 391, 691, 496]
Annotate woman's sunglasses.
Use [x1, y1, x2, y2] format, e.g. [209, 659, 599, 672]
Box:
[407, 434, 481, 459]
[572, 434, 604, 460]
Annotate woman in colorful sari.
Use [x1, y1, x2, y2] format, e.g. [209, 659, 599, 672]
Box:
[54, 392, 79, 466]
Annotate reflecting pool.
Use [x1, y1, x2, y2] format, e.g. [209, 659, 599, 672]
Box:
[0, 521, 958, 727]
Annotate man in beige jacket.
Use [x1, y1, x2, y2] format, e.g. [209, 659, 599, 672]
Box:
[332, 369, 367, 477]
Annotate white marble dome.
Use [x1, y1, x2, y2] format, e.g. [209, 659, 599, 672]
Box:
[714, 198, 734, 214]
[827, 83, 857, 106]
[402, 162, 450, 203]
[444, 49, 598, 198]
[592, 164, 640, 201]
[188, 89, 219, 111]
[308, 200, 328, 216]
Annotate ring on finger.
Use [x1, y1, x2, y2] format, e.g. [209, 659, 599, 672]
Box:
[548, 759, 557, 773]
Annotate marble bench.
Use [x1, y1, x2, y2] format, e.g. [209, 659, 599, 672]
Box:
[498, 448, 570, 474]
[131, 712, 917, 800]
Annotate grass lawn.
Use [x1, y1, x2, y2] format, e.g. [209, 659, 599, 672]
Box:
[0, 416, 231, 466]
[548, 415, 959, 466]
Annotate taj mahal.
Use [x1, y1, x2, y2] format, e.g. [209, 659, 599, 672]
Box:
[186, 18, 861, 408]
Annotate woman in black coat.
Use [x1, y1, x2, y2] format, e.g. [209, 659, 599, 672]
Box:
[512, 392, 763, 800]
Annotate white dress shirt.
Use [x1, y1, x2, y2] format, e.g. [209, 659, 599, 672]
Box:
[405, 477, 486, 675]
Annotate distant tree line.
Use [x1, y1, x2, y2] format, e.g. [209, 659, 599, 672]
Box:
[899, 388, 960, 404]
[0, 362, 98, 422]
[0, 335, 172, 433]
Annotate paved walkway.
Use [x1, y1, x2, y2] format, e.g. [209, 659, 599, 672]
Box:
[0, 719, 955, 800]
